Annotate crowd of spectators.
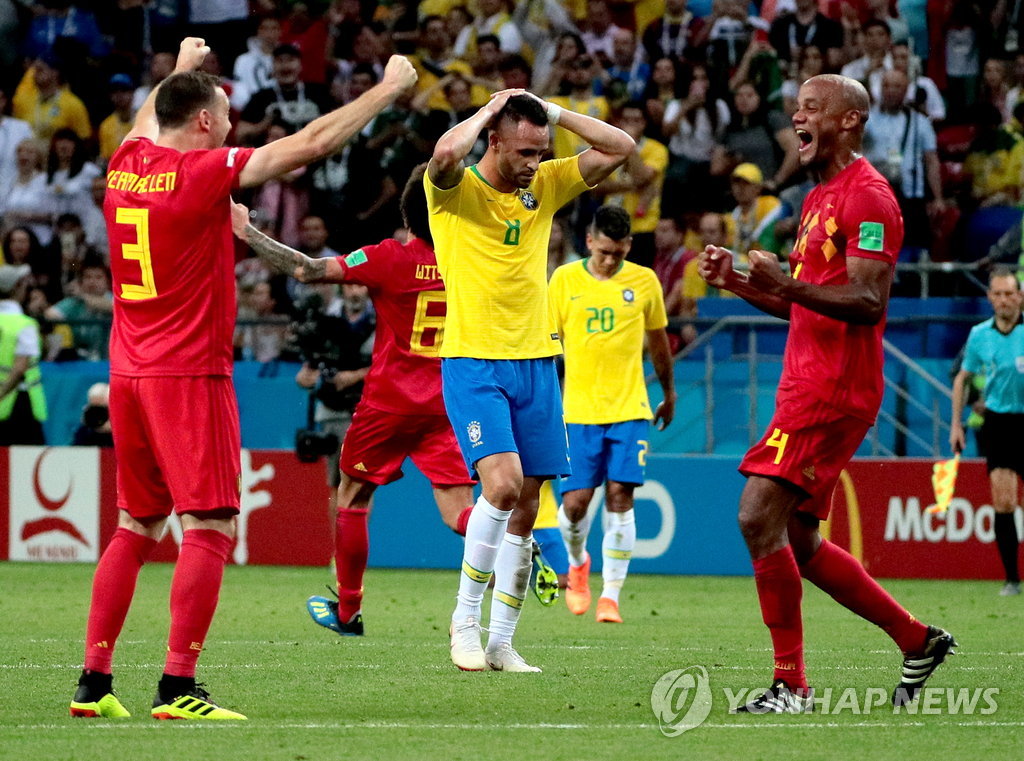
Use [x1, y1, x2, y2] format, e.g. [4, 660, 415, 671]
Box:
[1, 0, 1023, 361]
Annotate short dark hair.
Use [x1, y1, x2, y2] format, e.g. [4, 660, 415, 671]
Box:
[862, 18, 891, 36]
[498, 54, 532, 76]
[273, 43, 302, 59]
[420, 14, 445, 32]
[155, 71, 222, 129]
[351, 62, 379, 83]
[590, 205, 632, 241]
[477, 34, 500, 49]
[79, 253, 109, 278]
[401, 163, 432, 246]
[443, 73, 470, 96]
[989, 265, 1020, 288]
[618, 100, 647, 119]
[495, 94, 548, 130]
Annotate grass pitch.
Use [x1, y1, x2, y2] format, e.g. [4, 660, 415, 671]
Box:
[0, 562, 1020, 761]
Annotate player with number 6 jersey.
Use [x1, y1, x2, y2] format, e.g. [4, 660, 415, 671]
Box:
[73, 39, 418, 722]
[230, 165, 475, 639]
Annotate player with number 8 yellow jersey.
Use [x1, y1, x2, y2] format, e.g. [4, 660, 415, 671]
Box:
[426, 156, 590, 359]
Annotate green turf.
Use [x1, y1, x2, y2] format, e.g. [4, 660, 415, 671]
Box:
[0, 562, 1020, 761]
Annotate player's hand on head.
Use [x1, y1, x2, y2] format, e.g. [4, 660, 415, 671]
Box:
[230, 201, 251, 239]
[382, 55, 418, 92]
[176, 37, 211, 72]
[485, 88, 526, 119]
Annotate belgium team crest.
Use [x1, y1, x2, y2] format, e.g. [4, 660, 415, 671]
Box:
[519, 190, 538, 210]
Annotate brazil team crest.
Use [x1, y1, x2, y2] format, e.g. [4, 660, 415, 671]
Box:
[519, 190, 538, 210]
[467, 421, 482, 445]
[622, 288, 635, 303]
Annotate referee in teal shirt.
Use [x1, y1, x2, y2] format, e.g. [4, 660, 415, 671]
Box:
[952, 267, 1024, 596]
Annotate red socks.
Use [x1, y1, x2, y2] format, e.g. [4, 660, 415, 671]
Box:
[164, 529, 234, 678]
[84, 527, 158, 673]
[335, 508, 370, 622]
[455, 505, 473, 537]
[800, 539, 928, 654]
[752, 546, 807, 689]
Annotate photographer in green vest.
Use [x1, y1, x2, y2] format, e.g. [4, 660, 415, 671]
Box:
[0, 264, 46, 445]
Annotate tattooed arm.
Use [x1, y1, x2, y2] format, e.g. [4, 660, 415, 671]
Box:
[231, 202, 342, 283]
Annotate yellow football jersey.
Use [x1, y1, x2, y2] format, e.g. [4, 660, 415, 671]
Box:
[549, 258, 668, 424]
[548, 95, 609, 159]
[425, 156, 592, 359]
[604, 136, 668, 234]
[411, 56, 475, 111]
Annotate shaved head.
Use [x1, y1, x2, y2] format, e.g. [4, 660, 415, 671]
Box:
[793, 74, 870, 178]
[804, 74, 869, 123]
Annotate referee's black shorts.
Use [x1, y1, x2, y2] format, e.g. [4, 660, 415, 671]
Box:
[980, 410, 1024, 476]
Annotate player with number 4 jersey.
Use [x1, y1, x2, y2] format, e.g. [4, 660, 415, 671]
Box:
[698, 74, 954, 716]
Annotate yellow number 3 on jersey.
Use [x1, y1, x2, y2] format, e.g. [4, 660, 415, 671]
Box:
[116, 207, 158, 301]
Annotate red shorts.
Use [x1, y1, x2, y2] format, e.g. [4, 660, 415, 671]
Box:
[109, 375, 241, 520]
[339, 403, 474, 487]
[739, 395, 870, 520]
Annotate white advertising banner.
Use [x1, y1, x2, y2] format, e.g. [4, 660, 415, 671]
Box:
[8, 447, 100, 562]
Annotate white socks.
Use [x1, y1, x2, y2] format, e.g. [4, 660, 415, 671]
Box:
[600, 509, 635, 603]
[453, 495, 510, 621]
[558, 504, 593, 567]
[486, 532, 533, 650]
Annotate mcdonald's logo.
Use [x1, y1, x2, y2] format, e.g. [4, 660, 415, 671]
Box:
[820, 469, 863, 563]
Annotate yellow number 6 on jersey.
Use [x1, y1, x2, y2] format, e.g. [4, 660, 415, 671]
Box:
[410, 290, 446, 356]
[116, 207, 158, 301]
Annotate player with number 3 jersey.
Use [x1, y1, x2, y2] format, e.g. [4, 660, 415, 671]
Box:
[72, 38, 417, 722]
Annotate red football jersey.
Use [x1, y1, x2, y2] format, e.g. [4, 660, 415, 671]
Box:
[780, 157, 903, 423]
[105, 138, 253, 376]
[336, 238, 446, 415]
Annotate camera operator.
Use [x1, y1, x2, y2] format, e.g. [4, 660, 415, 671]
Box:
[72, 381, 113, 447]
[292, 281, 375, 507]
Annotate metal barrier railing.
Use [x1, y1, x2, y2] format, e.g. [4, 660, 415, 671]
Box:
[647, 316, 960, 457]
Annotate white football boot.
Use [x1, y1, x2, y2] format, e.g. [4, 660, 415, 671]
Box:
[450, 616, 487, 671]
[485, 642, 542, 673]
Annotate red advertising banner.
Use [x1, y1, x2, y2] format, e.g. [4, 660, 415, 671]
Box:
[826, 459, 1012, 579]
[1, 449, 1013, 578]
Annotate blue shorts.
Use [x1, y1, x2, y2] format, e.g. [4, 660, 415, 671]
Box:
[442, 357, 570, 479]
[533, 527, 569, 576]
[561, 420, 650, 492]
